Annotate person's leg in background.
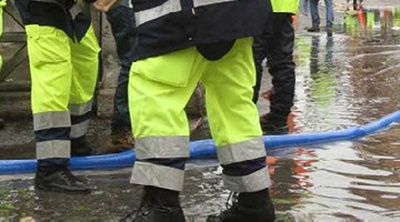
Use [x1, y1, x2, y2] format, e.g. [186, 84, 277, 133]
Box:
[353, 0, 357, 10]
[308, 0, 321, 32]
[259, 13, 295, 135]
[106, 2, 136, 148]
[325, 0, 334, 36]
[300, 0, 310, 15]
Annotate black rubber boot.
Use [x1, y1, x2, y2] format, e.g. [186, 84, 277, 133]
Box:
[327, 28, 333, 37]
[35, 158, 92, 193]
[207, 189, 276, 222]
[260, 113, 289, 135]
[307, 26, 320, 32]
[121, 186, 185, 222]
[71, 136, 96, 156]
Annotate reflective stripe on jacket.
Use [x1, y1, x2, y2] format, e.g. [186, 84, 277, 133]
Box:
[131, 0, 273, 61]
[271, 0, 299, 14]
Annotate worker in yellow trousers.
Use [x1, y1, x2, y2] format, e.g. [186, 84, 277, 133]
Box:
[96, 0, 278, 221]
[253, 0, 300, 135]
[16, 0, 100, 193]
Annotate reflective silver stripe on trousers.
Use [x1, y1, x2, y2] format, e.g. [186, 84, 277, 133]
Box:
[70, 119, 90, 139]
[131, 161, 185, 191]
[69, 100, 92, 116]
[223, 167, 271, 193]
[193, 0, 237, 7]
[217, 137, 266, 165]
[135, 0, 181, 27]
[36, 140, 70, 159]
[136, 136, 190, 159]
[33, 111, 71, 131]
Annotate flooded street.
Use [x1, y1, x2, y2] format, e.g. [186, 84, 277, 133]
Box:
[1, 4, 400, 222]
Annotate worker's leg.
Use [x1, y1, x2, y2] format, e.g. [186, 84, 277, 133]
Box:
[124, 47, 205, 220]
[203, 38, 275, 221]
[69, 24, 100, 155]
[261, 13, 296, 135]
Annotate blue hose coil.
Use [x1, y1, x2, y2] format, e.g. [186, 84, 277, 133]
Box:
[1, 111, 400, 174]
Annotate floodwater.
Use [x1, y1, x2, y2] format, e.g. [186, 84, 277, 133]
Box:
[1, 6, 400, 222]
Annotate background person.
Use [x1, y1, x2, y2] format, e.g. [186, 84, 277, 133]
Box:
[300, 0, 310, 16]
[307, 0, 334, 36]
[253, 0, 299, 135]
[105, 0, 136, 148]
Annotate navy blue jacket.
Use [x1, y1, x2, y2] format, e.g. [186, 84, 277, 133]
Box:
[131, 0, 273, 61]
[16, 0, 91, 41]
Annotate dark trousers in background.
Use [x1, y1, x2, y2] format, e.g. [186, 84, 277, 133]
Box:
[310, 0, 334, 29]
[106, 4, 136, 132]
[252, 13, 295, 118]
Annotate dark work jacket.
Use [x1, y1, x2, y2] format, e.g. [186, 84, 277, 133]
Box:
[132, 0, 273, 61]
[16, 0, 91, 41]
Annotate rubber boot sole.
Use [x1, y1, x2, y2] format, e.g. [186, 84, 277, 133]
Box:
[35, 184, 92, 194]
[262, 125, 289, 135]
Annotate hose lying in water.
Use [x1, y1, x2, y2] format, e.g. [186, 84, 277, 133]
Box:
[1, 111, 400, 174]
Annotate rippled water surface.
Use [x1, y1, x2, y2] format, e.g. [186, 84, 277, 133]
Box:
[1, 5, 400, 222]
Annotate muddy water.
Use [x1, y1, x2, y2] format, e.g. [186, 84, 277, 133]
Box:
[1, 6, 400, 222]
[267, 6, 400, 221]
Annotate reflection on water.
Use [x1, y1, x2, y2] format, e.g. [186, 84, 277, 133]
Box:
[345, 6, 400, 39]
[270, 5, 400, 220]
[1, 5, 400, 222]
[279, 6, 400, 220]
[295, 33, 359, 132]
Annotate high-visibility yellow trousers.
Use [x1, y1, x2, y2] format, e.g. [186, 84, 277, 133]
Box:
[26, 25, 100, 159]
[129, 38, 271, 192]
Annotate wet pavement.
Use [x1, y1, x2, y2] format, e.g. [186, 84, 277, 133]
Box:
[1, 3, 400, 222]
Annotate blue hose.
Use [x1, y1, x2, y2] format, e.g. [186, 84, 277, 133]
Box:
[1, 111, 400, 174]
